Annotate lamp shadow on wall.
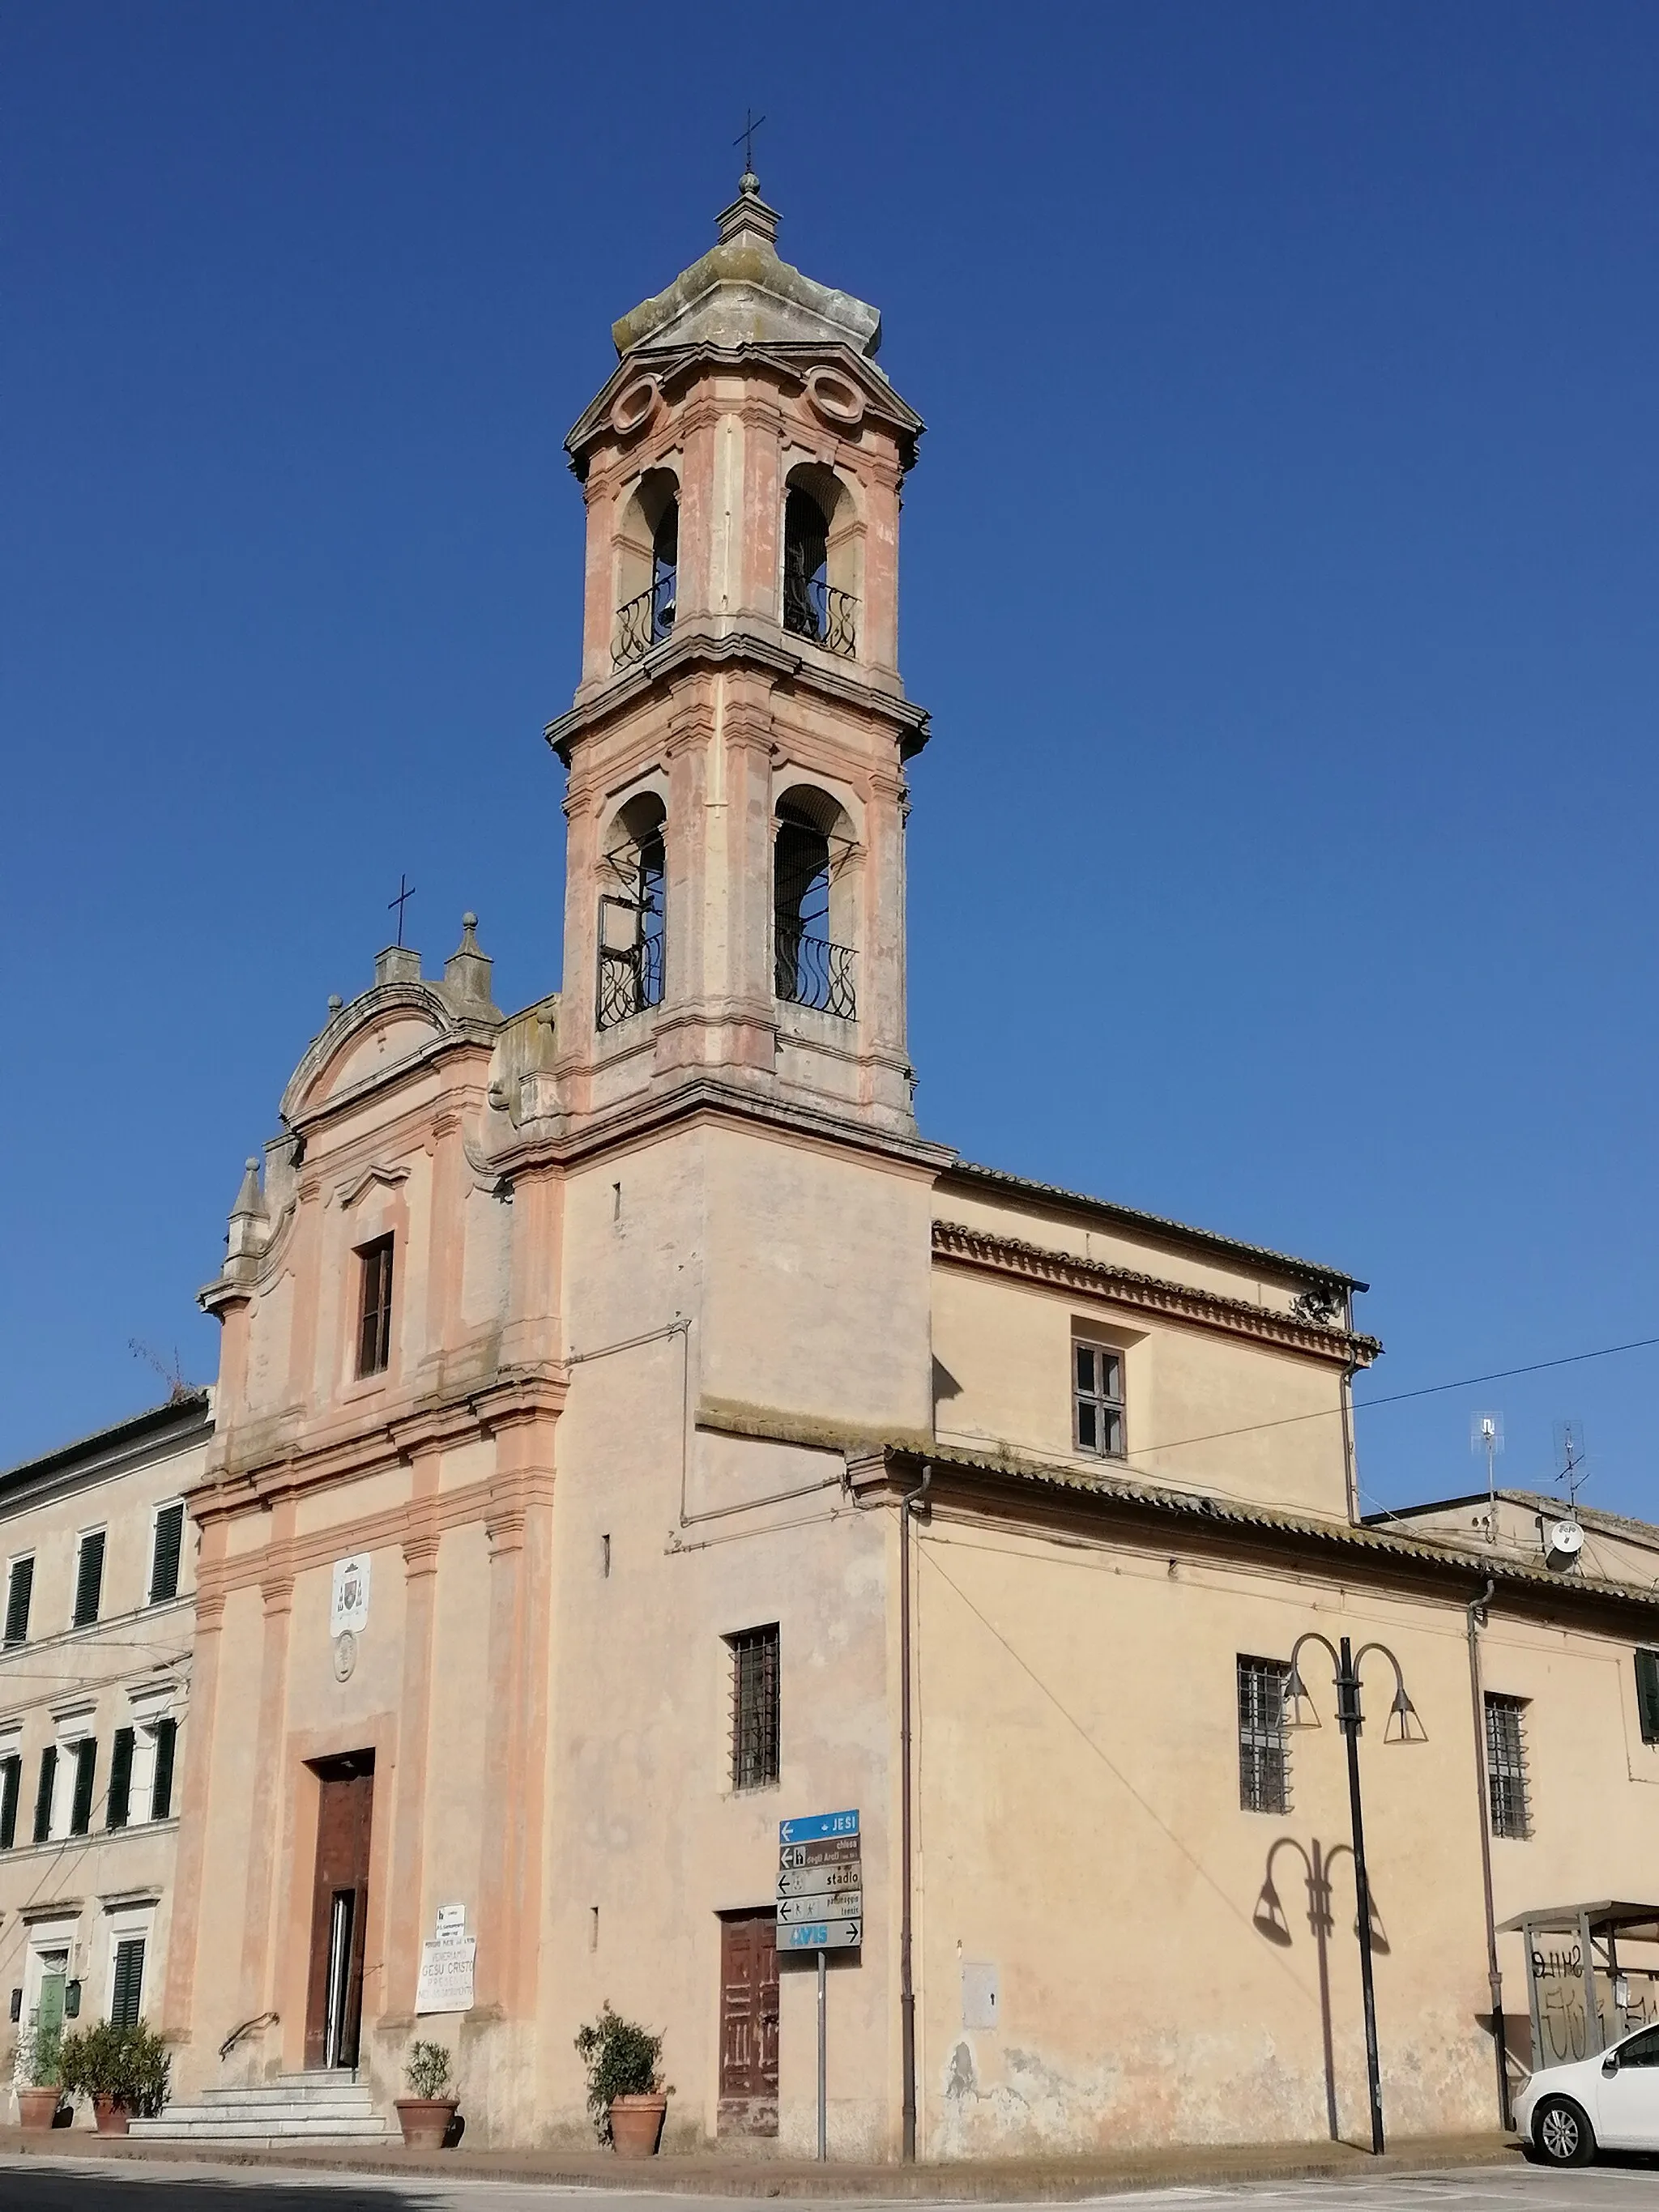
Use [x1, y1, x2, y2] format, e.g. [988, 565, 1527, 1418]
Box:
[1253, 1835, 1389, 2145]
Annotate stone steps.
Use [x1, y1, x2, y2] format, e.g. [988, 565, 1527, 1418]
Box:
[130, 2069, 395, 2144]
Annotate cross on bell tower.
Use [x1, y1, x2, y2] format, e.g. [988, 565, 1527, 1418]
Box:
[544, 173, 928, 1142]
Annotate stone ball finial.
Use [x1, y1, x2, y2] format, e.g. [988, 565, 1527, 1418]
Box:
[463, 911, 478, 931]
[327, 993, 343, 1015]
[245, 1157, 260, 1174]
[740, 168, 760, 197]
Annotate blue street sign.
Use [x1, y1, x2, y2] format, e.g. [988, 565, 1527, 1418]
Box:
[778, 1808, 859, 1847]
[779, 1918, 861, 1950]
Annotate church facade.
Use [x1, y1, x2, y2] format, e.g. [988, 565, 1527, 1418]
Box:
[156, 177, 1659, 2158]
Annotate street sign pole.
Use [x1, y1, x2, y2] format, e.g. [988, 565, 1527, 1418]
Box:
[817, 1947, 827, 2161]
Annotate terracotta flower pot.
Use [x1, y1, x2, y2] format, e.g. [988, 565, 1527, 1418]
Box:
[15, 2087, 62, 2130]
[608, 2091, 667, 2158]
[394, 2096, 458, 2150]
[92, 2095, 130, 2134]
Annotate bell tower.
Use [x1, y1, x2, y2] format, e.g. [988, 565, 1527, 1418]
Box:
[544, 168, 928, 1143]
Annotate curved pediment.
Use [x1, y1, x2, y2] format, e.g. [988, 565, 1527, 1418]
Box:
[281, 982, 463, 1127]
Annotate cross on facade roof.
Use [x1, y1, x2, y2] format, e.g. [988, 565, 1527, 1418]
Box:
[388, 872, 416, 947]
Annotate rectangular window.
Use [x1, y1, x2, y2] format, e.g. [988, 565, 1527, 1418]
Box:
[1636, 1650, 1659, 1747]
[1073, 1341, 1125, 1458]
[1238, 1656, 1292, 1813]
[72, 1531, 105, 1628]
[1485, 1693, 1531, 1839]
[107, 1728, 134, 1831]
[0, 1754, 19, 1850]
[110, 1937, 145, 2029]
[68, 1738, 96, 1837]
[4, 1557, 33, 1646]
[33, 1745, 57, 1844]
[148, 1504, 186, 1605]
[150, 1716, 177, 1822]
[356, 1236, 394, 1378]
[729, 1626, 780, 1792]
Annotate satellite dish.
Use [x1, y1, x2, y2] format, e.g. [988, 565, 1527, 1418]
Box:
[1545, 1519, 1584, 1573]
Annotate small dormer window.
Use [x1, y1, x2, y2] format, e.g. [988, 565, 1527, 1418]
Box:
[356, 1235, 394, 1378]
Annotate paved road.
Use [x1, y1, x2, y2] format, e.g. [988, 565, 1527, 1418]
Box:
[0, 2164, 1656, 2212]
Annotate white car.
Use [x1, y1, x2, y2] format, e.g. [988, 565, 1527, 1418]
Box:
[1514, 2020, 1659, 2163]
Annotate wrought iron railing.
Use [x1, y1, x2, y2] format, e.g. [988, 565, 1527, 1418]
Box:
[612, 575, 676, 667]
[774, 921, 856, 1019]
[783, 573, 858, 658]
[597, 931, 664, 1029]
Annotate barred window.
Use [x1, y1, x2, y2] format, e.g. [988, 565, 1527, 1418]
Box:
[1238, 1656, 1291, 1814]
[1485, 1693, 1531, 1839]
[728, 1626, 780, 1792]
[1073, 1342, 1125, 1458]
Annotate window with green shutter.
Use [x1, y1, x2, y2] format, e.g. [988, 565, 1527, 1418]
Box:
[0, 1754, 19, 1850]
[150, 1718, 177, 1822]
[4, 1557, 33, 1646]
[33, 1745, 57, 1843]
[72, 1532, 105, 1628]
[149, 1504, 185, 1605]
[110, 1938, 145, 2029]
[106, 1729, 134, 1831]
[1636, 1650, 1659, 1746]
[69, 1739, 96, 1836]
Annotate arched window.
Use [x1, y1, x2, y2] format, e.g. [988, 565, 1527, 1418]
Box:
[613, 472, 679, 667]
[597, 793, 666, 1029]
[782, 469, 857, 657]
[774, 787, 856, 1020]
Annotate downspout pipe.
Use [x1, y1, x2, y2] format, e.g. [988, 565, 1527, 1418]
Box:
[898, 1458, 931, 2163]
[1466, 1577, 1512, 2129]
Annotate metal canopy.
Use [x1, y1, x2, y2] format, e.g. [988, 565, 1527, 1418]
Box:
[1499, 1901, 1659, 1942]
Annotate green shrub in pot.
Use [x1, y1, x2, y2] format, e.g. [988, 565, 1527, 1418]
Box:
[574, 2003, 665, 2145]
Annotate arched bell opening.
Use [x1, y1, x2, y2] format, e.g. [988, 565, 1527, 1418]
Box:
[613, 470, 679, 667]
[773, 784, 858, 1020]
[782, 466, 859, 658]
[596, 790, 667, 1029]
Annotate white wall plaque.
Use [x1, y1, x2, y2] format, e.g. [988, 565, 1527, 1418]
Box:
[435, 1903, 466, 1935]
[330, 1554, 371, 1637]
[415, 1933, 476, 2015]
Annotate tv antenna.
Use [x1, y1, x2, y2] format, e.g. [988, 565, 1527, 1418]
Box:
[1471, 1412, 1503, 1544]
[1553, 1419, 1589, 1515]
[130, 1337, 192, 1404]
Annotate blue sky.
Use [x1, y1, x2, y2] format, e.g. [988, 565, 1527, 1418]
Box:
[5, 3, 1657, 1524]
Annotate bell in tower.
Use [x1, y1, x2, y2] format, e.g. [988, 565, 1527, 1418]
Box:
[545, 167, 928, 1141]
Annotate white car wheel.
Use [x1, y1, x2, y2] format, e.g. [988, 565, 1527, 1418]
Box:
[1533, 2095, 1596, 2167]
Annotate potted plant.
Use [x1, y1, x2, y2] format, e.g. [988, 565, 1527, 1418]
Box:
[57, 2019, 171, 2133]
[574, 2002, 669, 2158]
[394, 2040, 459, 2150]
[15, 2021, 63, 2130]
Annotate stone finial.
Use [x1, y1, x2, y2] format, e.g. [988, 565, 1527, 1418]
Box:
[230, 1157, 267, 1221]
[714, 177, 781, 251]
[327, 993, 343, 1017]
[443, 910, 493, 1005]
[225, 1155, 271, 1276]
[373, 944, 422, 987]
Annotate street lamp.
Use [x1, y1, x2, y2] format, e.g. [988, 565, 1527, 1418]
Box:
[1284, 1631, 1422, 2155]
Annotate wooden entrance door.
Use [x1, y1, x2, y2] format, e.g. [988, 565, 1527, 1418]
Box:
[718, 1909, 778, 2136]
[304, 1753, 374, 2070]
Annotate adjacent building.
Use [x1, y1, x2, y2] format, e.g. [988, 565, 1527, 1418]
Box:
[1, 1392, 210, 2071]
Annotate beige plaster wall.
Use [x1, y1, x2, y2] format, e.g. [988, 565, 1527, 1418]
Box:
[931, 1260, 1352, 1521]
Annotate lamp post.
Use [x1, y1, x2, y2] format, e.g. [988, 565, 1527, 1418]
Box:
[1285, 1631, 1419, 2156]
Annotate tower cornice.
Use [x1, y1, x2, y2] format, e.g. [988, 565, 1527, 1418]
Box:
[544, 628, 930, 767]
